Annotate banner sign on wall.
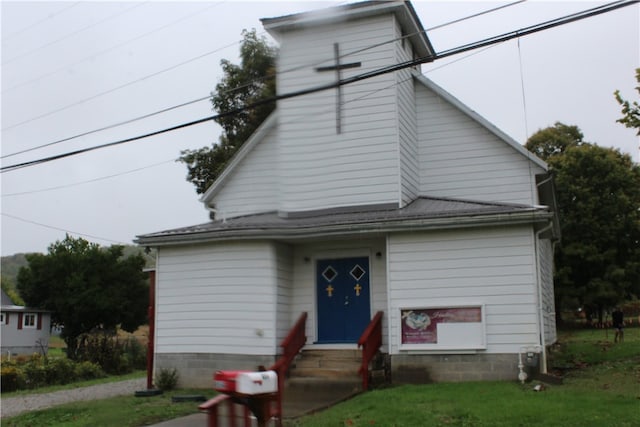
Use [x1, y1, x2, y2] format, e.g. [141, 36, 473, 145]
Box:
[400, 306, 482, 345]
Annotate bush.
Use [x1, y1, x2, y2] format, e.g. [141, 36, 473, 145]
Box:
[1, 361, 23, 392]
[45, 357, 77, 385]
[123, 337, 147, 370]
[22, 354, 47, 389]
[75, 361, 106, 380]
[155, 368, 179, 391]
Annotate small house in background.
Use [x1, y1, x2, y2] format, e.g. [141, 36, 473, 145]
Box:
[137, 1, 558, 388]
[1, 289, 52, 356]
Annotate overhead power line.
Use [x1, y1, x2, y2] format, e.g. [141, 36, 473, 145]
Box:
[2, 0, 635, 173]
[1, 2, 81, 43]
[2, 2, 147, 66]
[1, 0, 526, 144]
[1, 212, 129, 246]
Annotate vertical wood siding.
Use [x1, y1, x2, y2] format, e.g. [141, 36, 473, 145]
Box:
[538, 238, 557, 345]
[275, 15, 402, 212]
[212, 124, 279, 218]
[289, 238, 388, 346]
[388, 226, 540, 354]
[415, 83, 543, 205]
[155, 242, 279, 355]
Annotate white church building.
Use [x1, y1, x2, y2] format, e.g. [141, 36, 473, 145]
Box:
[137, 0, 558, 387]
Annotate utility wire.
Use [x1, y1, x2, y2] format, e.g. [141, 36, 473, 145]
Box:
[2, 2, 148, 66]
[1, 2, 82, 43]
[1, 159, 175, 197]
[2, 2, 225, 94]
[2, 0, 634, 173]
[1, 212, 129, 246]
[1, 0, 528, 157]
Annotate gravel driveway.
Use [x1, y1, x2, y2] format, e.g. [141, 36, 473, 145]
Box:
[1, 378, 146, 418]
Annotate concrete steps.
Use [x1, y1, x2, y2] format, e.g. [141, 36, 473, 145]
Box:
[290, 349, 361, 380]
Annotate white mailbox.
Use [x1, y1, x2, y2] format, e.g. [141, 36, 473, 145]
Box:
[235, 370, 278, 395]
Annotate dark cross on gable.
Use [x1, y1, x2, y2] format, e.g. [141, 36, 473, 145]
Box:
[315, 43, 361, 134]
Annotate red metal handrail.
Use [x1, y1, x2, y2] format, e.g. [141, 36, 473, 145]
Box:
[357, 311, 383, 391]
[269, 312, 308, 423]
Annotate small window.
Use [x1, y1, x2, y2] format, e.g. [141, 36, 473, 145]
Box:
[23, 313, 37, 329]
[0, 313, 6, 325]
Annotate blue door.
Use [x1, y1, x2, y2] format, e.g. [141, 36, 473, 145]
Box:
[316, 257, 371, 343]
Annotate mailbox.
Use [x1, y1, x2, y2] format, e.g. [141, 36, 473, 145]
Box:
[214, 370, 278, 395]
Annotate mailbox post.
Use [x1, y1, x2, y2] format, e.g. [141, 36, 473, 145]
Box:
[214, 370, 279, 427]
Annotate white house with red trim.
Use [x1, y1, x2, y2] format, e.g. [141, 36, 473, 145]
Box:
[1, 290, 52, 356]
[137, 1, 558, 387]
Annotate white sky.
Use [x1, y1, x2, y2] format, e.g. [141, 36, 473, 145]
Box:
[1, 1, 638, 256]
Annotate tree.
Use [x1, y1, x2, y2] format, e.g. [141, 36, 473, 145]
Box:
[529, 130, 640, 324]
[17, 235, 149, 359]
[179, 29, 277, 194]
[524, 122, 584, 161]
[614, 68, 640, 134]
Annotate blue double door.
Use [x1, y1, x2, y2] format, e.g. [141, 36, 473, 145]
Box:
[316, 257, 371, 343]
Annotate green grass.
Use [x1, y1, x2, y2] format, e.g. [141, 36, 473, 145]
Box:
[2, 389, 215, 427]
[3, 329, 639, 426]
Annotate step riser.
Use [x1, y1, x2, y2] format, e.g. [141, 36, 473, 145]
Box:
[290, 350, 362, 380]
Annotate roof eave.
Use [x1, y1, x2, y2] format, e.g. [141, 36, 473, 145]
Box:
[261, 1, 434, 58]
[137, 209, 552, 247]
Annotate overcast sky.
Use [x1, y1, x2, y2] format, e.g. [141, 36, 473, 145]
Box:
[1, 1, 638, 256]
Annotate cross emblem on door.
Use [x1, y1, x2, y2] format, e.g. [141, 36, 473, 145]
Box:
[354, 284, 362, 296]
[326, 285, 334, 297]
[315, 43, 361, 134]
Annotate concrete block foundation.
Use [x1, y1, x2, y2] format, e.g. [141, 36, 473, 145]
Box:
[154, 353, 277, 388]
[391, 353, 522, 383]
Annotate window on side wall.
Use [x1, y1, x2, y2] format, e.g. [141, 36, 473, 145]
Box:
[0, 312, 6, 325]
[23, 313, 37, 329]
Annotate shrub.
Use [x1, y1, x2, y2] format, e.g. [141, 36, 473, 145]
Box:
[123, 336, 147, 370]
[22, 354, 47, 389]
[75, 361, 106, 380]
[1, 362, 24, 392]
[74, 332, 147, 375]
[155, 368, 179, 391]
[45, 357, 77, 385]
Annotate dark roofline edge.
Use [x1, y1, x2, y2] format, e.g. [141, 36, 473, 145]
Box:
[136, 210, 552, 247]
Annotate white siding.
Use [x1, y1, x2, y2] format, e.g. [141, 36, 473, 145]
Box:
[155, 242, 279, 355]
[396, 19, 419, 207]
[416, 83, 544, 205]
[275, 243, 294, 348]
[388, 226, 541, 354]
[213, 124, 279, 218]
[276, 14, 402, 212]
[289, 238, 388, 346]
[538, 238, 556, 345]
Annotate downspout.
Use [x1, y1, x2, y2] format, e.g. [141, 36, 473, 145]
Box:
[534, 222, 553, 374]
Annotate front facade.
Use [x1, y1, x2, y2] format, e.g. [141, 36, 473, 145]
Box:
[1, 290, 52, 356]
[138, 1, 558, 387]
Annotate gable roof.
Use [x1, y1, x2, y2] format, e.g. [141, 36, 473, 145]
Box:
[414, 72, 548, 170]
[136, 196, 552, 246]
[200, 112, 278, 206]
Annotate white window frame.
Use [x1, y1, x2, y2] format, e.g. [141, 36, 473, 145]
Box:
[23, 313, 37, 329]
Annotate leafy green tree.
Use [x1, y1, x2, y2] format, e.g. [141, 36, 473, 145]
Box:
[614, 68, 640, 134]
[1, 275, 25, 306]
[524, 122, 584, 161]
[536, 139, 640, 324]
[17, 235, 149, 360]
[179, 29, 277, 194]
